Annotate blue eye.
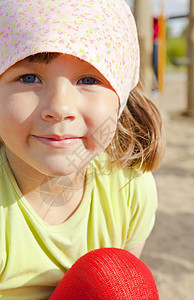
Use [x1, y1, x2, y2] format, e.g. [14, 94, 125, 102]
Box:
[19, 74, 40, 84]
[79, 77, 97, 85]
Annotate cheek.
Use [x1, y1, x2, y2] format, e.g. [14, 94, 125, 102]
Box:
[5, 92, 39, 122]
[0, 93, 39, 138]
[93, 117, 117, 151]
[84, 101, 118, 151]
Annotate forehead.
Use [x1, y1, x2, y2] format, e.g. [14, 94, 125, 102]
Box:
[25, 52, 60, 64]
[12, 53, 89, 69]
[1, 53, 112, 86]
[10, 53, 97, 70]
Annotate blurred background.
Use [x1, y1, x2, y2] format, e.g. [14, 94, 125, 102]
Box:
[125, 1, 194, 299]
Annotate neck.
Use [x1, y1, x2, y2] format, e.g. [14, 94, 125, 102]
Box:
[5, 147, 87, 225]
[24, 171, 86, 224]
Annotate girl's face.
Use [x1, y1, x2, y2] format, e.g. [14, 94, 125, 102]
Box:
[0, 54, 119, 179]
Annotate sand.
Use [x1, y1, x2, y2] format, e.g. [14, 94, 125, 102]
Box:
[141, 71, 194, 300]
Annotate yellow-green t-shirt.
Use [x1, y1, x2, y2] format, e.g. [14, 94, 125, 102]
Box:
[0, 146, 157, 300]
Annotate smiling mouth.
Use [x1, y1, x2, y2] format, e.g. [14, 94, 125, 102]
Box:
[33, 135, 83, 148]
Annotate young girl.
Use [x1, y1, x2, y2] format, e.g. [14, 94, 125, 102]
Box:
[0, 0, 163, 299]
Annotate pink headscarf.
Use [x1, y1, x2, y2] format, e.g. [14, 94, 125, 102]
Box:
[0, 0, 140, 116]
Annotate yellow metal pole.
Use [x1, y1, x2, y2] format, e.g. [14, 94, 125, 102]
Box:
[187, 0, 194, 118]
[158, 0, 166, 93]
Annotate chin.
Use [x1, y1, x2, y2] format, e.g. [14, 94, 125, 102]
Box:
[37, 163, 85, 178]
[39, 168, 78, 178]
[32, 151, 92, 179]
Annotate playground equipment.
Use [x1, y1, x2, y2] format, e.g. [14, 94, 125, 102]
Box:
[134, 0, 166, 93]
[158, 0, 166, 94]
[134, 0, 194, 118]
[168, 1, 194, 118]
[187, 0, 194, 118]
[134, 0, 153, 92]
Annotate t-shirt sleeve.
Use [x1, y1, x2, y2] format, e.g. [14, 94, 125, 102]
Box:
[124, 171, 158, 251]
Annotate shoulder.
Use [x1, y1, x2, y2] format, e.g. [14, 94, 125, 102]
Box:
[88, 152, 157, 205]
[88, 152, 135, 191]
[128, 170, 157, 201]
[87, 152, 158, 250]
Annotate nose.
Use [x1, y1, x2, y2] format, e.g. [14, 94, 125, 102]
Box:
[41, 78, 80, 122]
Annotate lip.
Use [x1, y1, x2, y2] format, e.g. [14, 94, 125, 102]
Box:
[33, 135, 83, 148]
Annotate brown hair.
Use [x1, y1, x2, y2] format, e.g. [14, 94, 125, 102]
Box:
[106, 82, 164, 172]
[0, 53, 164, 171]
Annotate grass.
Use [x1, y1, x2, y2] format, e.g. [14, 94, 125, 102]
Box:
[166, 34, 187, 66]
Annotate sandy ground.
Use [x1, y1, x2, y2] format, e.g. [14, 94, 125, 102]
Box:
[141, 72, 194, 300]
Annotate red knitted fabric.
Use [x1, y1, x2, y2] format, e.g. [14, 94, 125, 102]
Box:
[50, 248, 159, 300]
